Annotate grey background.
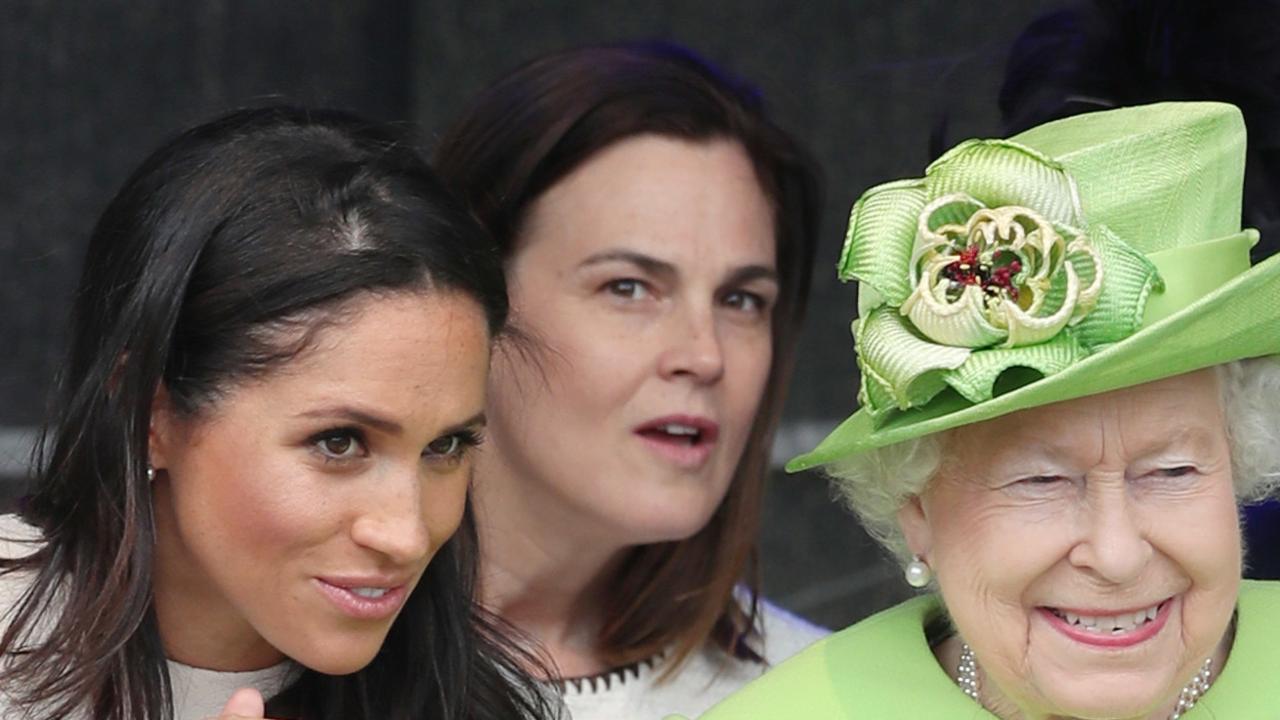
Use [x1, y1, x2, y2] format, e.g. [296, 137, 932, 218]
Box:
[1, 1, 1065, 630]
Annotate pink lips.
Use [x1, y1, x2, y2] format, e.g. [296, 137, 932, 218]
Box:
[313, 577, 411, 621]
[1040, 598, 1174, 648]
[633, 414, 720, 469]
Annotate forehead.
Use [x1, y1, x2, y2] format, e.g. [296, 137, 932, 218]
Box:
[942, 369, 1226, 467]
[516, 134, 776, 268]
[226, 291, 490, 425]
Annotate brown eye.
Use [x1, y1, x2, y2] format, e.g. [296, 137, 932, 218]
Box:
[425, 434, 462, 458]
[423, 430, 482, 462]
[723, 290, 767, 313]
[313, 431, 364, 460]
[604, 278, 651, 300]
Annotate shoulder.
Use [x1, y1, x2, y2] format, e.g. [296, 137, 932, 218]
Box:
[755, 599, 828, 665]
[0, 515, 49, 718]
[0, 515, 42, 560]
[697, 595, 988, 719]
[1198, 579, 1280, 716]
[0, 515, 44, 614]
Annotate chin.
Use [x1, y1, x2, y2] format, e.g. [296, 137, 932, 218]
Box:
[608, 500, 720, 545]
[282, 632, 386, 676]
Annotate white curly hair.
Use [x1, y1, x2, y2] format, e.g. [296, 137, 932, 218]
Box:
[827, 356, 1280, 566]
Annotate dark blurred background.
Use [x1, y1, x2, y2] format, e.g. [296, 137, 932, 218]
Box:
[4, 1, 1277, 631]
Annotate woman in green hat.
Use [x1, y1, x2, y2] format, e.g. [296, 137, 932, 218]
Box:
[690, 102, 1280, 719]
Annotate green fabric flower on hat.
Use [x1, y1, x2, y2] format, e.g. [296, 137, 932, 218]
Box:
[842, 138, 1163, 424]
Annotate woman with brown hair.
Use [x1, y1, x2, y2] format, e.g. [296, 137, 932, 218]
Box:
[434, 42, 825, 719]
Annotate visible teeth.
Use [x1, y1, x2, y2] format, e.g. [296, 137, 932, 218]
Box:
[351, 587, 388, 599]
[661, 423, 699, 436]
[1054, 603, 1162, 633]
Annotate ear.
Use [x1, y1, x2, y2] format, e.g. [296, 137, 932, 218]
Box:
[897, 494, 934, 563]
[148, 384, 178, 473]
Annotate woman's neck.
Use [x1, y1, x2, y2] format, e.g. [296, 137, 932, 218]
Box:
[472, 455, 631, 678]
[151, 482, 285, 672]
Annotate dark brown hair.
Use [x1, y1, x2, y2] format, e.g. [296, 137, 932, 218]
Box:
[4, 107, 552, 720]
[434, 42, 820, 673]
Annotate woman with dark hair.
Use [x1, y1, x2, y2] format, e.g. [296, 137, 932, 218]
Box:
[434, 42, 825, 719]
[0, 107, 554, 720]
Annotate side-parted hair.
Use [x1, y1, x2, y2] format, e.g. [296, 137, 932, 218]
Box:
[3, 107, 553, 720]
[434, 42, 820, 673]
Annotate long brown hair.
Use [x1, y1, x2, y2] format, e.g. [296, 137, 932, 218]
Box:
[434, 42, 820, 673]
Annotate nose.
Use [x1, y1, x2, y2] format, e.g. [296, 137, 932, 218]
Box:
[657, 303, 725, 384]
[1067, 483, 1152, 585]
[349, 468, 432, 566]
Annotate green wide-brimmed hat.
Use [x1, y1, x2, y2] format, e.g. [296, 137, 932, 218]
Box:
[789, 102, 1280, 472]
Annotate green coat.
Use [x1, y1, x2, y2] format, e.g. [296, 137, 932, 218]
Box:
[687, 580, 1280, 719]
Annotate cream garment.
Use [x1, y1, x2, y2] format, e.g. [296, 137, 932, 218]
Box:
[0, 513, 297, 719]
[559, 601, 827, 720]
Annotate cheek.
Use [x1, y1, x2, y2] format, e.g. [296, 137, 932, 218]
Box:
[495, 314, 647, 425]
[421, 473, 471, 555]
[735, 332, 773, 393]
[929, 493, 1072, 653]
[1189, 488, 1242, 579]
[722, 332, 773, 428]
[177, 433, 328, 558]
[1153, 485, 1241, 624]
[932, 491, 1068, 593]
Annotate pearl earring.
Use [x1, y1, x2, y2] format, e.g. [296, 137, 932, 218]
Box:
[146, 465, 156, 483]
[905, 555, 932, 588]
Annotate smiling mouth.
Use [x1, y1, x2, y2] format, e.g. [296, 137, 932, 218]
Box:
[1046, 599, 1169, 635]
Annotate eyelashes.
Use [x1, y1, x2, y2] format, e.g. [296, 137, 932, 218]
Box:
[310, 428, 368, 461]
[306, 426, 485, 466]
[424, 428, 485, 462]
[598, 277, 773, 316]
[1010, 466, 1201, 488]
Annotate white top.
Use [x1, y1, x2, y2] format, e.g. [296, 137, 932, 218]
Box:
[0, 514, 295, 719]
[560, 601, 827, 720]
[166, 661, 295, 719]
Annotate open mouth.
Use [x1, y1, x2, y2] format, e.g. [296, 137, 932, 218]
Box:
[637, 422, 708, 446]
[1041, 598, 1174, 647]
[1047, 600, 1165, 634]
[314, 578, 409, 620]
[633, 416, 719, 468]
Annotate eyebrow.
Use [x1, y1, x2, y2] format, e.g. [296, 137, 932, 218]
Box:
[297, 406, 402, 434]
[1134, 426, 1222, 459]
[297, 407, 487, 437]
[578, 250, 676, 280]
[439, 412, 488, 437]
[578, 250, 778, 285]
[725, 264, 779, 287]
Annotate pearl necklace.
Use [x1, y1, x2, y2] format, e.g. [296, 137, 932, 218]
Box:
[955, 644, 1214, 719]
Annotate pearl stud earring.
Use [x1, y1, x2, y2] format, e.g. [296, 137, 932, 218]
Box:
[905, 555, 932, 588]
